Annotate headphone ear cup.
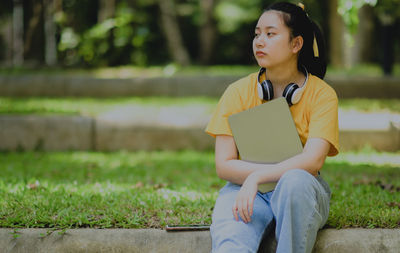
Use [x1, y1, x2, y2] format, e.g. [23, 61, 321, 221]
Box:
[256, 68, 274, 101]
[262, 80, 274, 101]
[282, 83, 299, 106]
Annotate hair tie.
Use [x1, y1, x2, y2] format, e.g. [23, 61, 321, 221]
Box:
[297, 3, 305, 10]
[313, 35, 319, 57]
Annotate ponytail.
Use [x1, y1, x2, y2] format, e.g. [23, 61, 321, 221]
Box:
[305, 20, 326, 79]
[264, 2, 327, 79]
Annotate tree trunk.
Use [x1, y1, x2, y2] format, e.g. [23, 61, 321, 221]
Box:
[378, 13, 395, 76]
[328, 0, 345, 68]
[1, 15, 13, 66]
[24, 0, 42, 60]
[158, 0, 191, 66]
[12, 0, 24, 66]
[44, 0, 57, 66]
[350, 5, 375, 65]
[198, 0, 218, 65]
[98, 0, 116, 22]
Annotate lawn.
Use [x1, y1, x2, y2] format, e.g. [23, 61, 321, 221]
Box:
[1, 97, 400, 116]
[1, 63, 399, 78]
[0, 149, 399, 230]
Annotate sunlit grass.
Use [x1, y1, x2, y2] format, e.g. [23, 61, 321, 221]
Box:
[0, 97, 217, 116]
[1, 97, 399, 116]
[0, 149, 399, 229]
[326, 63, 400, 77]
[0, 63, 399, 77]
[326, 146, 400, 167]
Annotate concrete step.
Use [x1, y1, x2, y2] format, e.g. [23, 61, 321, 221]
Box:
[0, 107, 399, 152]
[1, 74, 400, 98]
[0, 228, 399, 253]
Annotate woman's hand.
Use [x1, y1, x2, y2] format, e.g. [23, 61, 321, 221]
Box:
[232, 172, 259, 223]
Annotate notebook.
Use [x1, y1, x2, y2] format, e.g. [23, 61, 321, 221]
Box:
[228, 97, 303, 193]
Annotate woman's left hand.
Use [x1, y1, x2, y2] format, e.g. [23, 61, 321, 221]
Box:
[232, 172, 259, 223]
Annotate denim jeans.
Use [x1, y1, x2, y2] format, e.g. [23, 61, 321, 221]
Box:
[210, 169, 331, 253]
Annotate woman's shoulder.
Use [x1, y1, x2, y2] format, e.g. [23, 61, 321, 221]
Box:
[227, 71, 258, 92]
[308, 74, 338, 100]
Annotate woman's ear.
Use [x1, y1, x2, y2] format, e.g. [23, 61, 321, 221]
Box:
[291, 36, 303, 53]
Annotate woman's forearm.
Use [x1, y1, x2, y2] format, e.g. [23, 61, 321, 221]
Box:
[218, 153, 311, 185]
[217, 159, 272, 185]
[218, 139, 328, 185]
[251, 151, 322, 185]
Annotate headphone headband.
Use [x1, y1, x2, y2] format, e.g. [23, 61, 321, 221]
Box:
[257, 66, 308, 106]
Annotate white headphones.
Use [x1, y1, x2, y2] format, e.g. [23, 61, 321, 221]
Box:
[257, 67, 309, 106]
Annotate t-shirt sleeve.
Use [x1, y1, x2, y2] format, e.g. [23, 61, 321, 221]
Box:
[308, 88, 339, 156]
[205, 85, 243, 138]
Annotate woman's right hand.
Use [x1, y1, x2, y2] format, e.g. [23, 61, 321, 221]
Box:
[232, 172, 259, 223]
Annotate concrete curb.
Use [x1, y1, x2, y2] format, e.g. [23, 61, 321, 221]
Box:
[0, 115, 93, 151]
[1, 75, 400, 98]
[1, 228, 399, 253]
[0, 114, 399, 152]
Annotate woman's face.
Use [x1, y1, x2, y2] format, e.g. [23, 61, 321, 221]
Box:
[253, 11, 298, 69]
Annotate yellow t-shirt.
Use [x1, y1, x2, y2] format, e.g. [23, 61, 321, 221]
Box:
[205, 71, 339, 156]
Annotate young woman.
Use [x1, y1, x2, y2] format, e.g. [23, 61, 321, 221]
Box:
[205, 2, 339, 253]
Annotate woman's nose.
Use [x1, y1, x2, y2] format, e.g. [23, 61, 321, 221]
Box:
[254, 35, 265, 48]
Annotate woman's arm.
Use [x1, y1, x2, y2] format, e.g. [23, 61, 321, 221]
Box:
[215, 135, 262, 185]
[215, 135, 330, 185]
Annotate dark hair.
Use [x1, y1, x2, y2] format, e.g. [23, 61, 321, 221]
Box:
[264, 2, 327, 79]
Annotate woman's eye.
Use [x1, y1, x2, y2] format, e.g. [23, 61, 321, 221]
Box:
[254, 33, 260, 38]
[267, 32, 274, 37]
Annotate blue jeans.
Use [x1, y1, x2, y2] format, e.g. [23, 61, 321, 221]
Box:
[210, 169, 331, 253]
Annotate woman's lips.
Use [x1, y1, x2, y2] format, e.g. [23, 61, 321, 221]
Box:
[256, 51, 266, 56]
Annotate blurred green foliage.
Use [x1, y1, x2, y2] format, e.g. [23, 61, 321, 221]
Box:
[58, 1, 156, 66]
[0, 0, 398, 67]
[338, 0, 377, 34]
[0, 0, 330, 66]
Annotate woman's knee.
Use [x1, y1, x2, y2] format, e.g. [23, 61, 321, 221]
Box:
[277, 169, 316, 194]
[271, 169, 320, 210]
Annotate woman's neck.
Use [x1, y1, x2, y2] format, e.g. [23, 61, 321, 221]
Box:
[266, 62, 304, 89]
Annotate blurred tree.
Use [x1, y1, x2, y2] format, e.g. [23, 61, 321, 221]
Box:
[329, 0, 345, 67]
[351, 5, 375, 64]
[1, 0, 396, 69]
[43, 0, 59, 66]
[338, 0, 377, 34]
[374, 0, 400, 75]
[198, 0, 218, 65]
[333, 0, 390, 69]
[0, 1, 13, 66]
[98, 0, 116, 22]
[213, 0, 264, 64]
[24, 0, 44, 65]
[13, 0, 24, 66]
[158, 0, 191, 66]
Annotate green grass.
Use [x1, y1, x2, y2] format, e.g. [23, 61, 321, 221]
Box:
[0, 97, 217, 116]
[1, 97, 400, 116]
[338, 99, 400, 114]
[0, 149, 399, 230]
[0, 65, 258, 78]
[326, 63, 400, 77]
[0, 63, 399, 78]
